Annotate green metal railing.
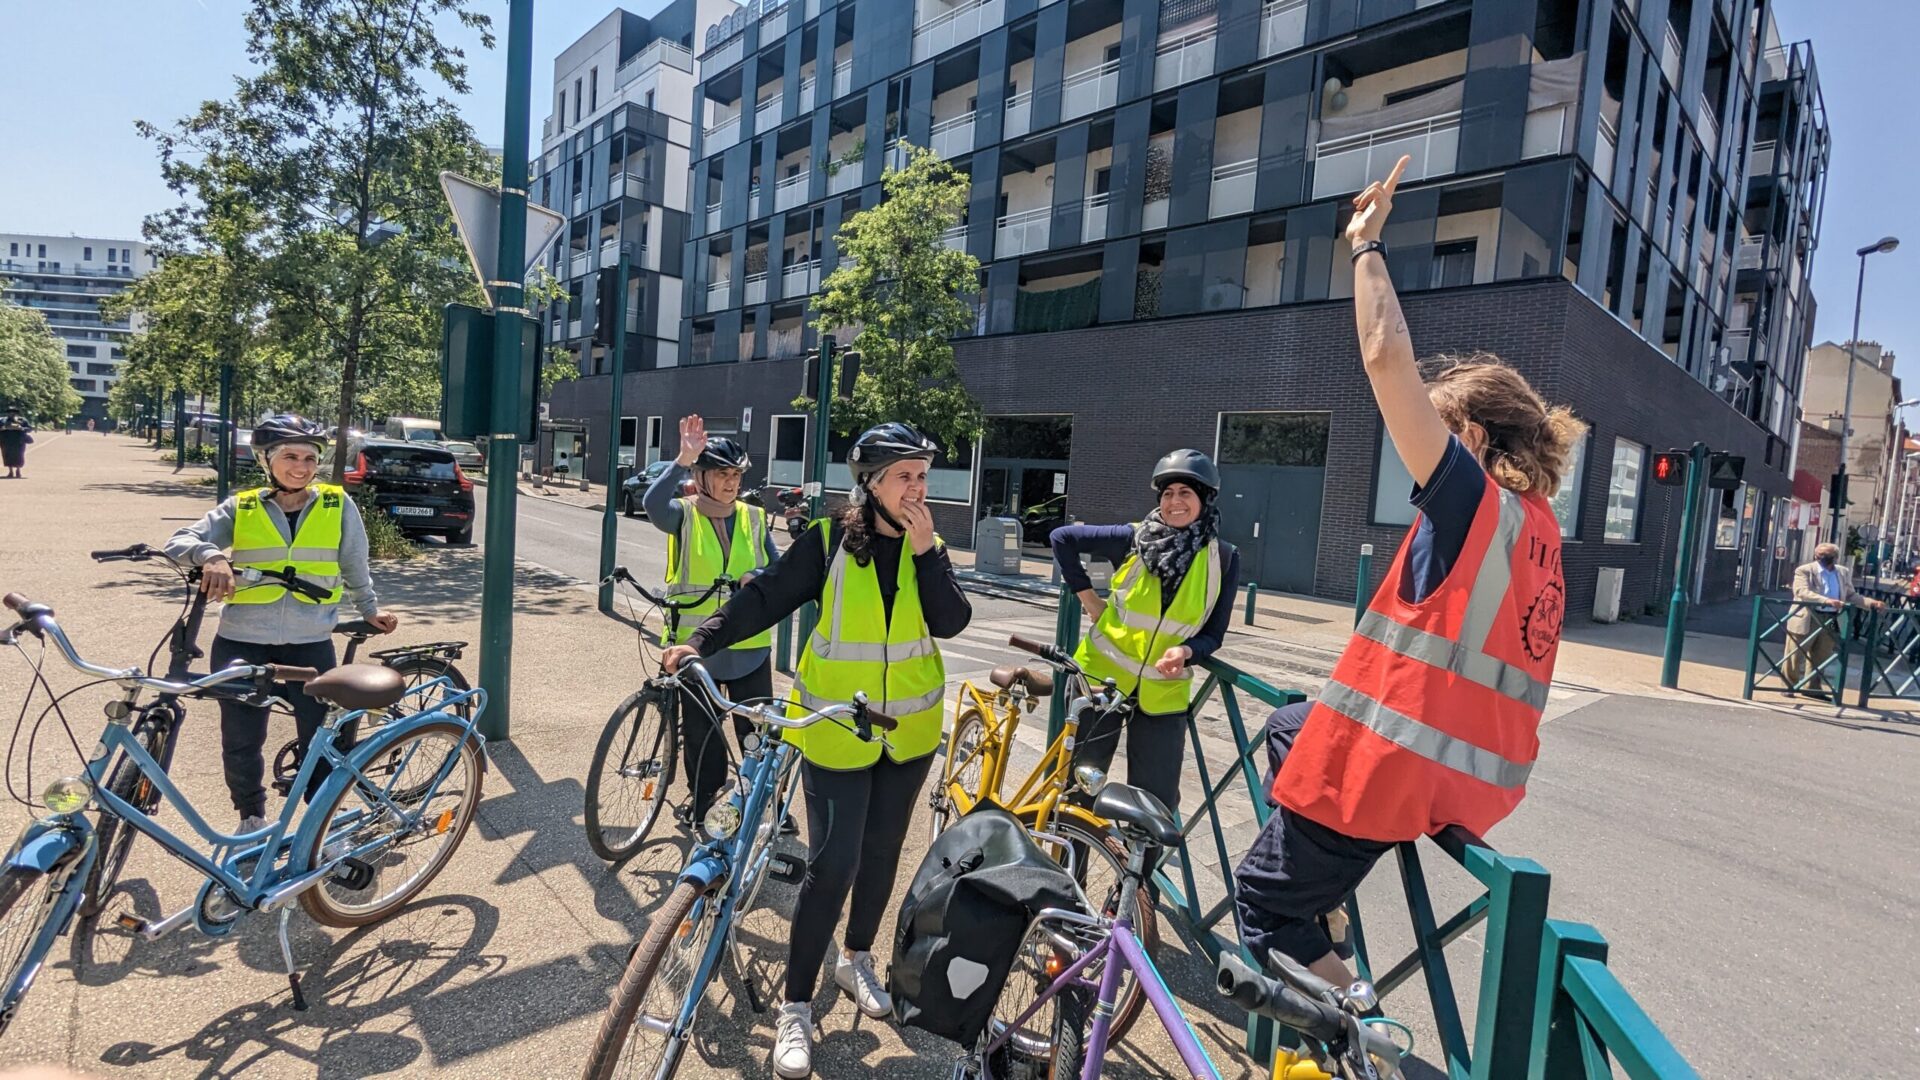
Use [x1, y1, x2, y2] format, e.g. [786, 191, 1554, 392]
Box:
[1852, 600, 1920, 706]
[1530, 921, 1701, 1078]
[1741, 597, 1852, 705]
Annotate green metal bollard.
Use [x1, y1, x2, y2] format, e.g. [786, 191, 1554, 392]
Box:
[1048, 582, 1083, 743]
[1740, 594, 1764, 700]
[1353, 544, 1374, 627]
[1243, 582, 1258, 625]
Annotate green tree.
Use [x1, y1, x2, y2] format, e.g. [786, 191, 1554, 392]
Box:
[140, 0, 495, 479]
[0, 287, 84, 424]
[808, 144, 984, 454]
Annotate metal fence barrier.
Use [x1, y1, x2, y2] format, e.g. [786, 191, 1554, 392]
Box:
[1741, 597, 1853, 705]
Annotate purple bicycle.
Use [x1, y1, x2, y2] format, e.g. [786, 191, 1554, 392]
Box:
[963, 780, 1221, 1079]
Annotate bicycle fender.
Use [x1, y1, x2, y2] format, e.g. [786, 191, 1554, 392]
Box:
[678, 854, 729, 891]
[4, 818, 89, 874]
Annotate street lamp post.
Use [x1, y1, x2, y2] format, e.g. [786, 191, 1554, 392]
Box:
[598, 245, 632, 614]
[1832, 235, 1901, 546]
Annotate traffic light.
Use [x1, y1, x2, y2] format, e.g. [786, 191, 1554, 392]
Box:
[1651, 451, 1688, 486]
[1829, 471, 1848, 511]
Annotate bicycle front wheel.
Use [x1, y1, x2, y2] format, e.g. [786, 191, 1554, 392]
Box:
[80, 716, 172, 918]
[585, 688, 677, 862]
[0, 865, 66, 1036]
[299, 719, 484, 928]
[931, 707, 990, 840]
[1009, 814, 1156, 1045]
[582, 878, 716, 1080]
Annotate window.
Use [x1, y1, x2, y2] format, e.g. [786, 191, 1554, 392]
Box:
[590, 67, 599, 111]
[1431, 240, 1477, 288]
[121, 248, 130, 263]
[1714, 486, 1742, 549]
[1373, 436, 1417, 527]
[1548, 433, 1588, 538]
[770, 415, 807, 483]
[644, 89, 655, 111]
[109, 248, 118, 263]
[70, 378, 95, 392]
[1604, 438, 1645, 541]
[1219, 413, 1330, 466]
[1105, 43, 1122, 63]
[644, 416, 663, 466]
[1094, 167, 1111, 195]
[65, 344, 97, 358]
[557, 90, 566, 130]
[84, 246, 93, 261]
[7, 243, 15, 256]
[574, 78, 583, 122]
[37, 244, 46, 258]
[86, 362, 115, 376]
[618, 415, 638, 467]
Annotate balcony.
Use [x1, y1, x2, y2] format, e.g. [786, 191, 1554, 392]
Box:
[745, 271, 768, 306]
[1209, 158, 1257, 218]
[913, 0, 1003, 64]
[707, 278, 733, 310]
[1312, 110, 1461, 200]
[782, 259, 821, 296]
[996, 206, 1052, 259]
[749, 185, 763, 218]
[833, 59, 853, 99]
[1596, 113, 1619, 182]
[569, 251, 590, 278]
[1061, 59, 1119, 121]
[1520, 103, 1569, 160]
[702, 35, 744, 76]
[774, 170, 811, 211]
[1760, 45, 1790, 83]
[568, 318, 584, 338]
[828, 160, 863, 194]
[1083, 192, 1111, 242]
[1724, 329, 1751, 362]
[755, 94, 783, 132]
[1736, 235, 1765, 270]
[599, 239, 620, 266]
[798, 76, 817, 112]
[1260, 0, 1307, 58]
[704, 112, 743, 153]
[617, 38, 693, 88]
[707, 201, 724, 234]
[613, 170, 649, 200]
[1697, 101, 1719, 159]
[1143, 195, 1169, 231]
[762, 4, 789, 41]
[930, 111, 976, 159]
[940, 224, 969, 251]
[1004, 89, 1034, 139]
[1659, 23, 1683, 87]
[1749, 139, 1777, 177]
[572, 191, 588, 215]
[1153, 27, 1215, 92]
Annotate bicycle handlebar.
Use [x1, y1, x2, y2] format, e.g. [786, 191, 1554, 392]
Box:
[237, 565, 334, 603]
[677, 660, 895, 737]
[1216, 953, 1402, 1070]
[2, 599, 292, 705]
[604, 566, 736, 612]
[91, 543, 159, 562]
[1007, 634, 1069, 665]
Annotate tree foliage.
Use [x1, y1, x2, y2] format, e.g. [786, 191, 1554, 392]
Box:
[0, 286, 83, 424]
[808, 144, 983, 455]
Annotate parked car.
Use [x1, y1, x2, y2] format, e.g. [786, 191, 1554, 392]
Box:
[327, 437, 476, 545]
[619, 459, 695, 518]
[442, 440, 484, 472]
[382, 416, 446, 444]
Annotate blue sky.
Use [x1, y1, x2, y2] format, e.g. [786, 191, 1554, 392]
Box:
[1, 1, 1909, 358]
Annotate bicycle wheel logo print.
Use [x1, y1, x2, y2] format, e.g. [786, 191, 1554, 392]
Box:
[1521, 580, 1564, 662]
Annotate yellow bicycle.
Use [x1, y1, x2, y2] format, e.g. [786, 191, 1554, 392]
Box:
[930, 634, 1159, 1041]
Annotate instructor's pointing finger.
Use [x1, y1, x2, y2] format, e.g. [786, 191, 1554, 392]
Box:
[1382, 153, 1411, 195]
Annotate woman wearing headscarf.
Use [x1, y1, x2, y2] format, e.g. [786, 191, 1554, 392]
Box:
[1049, 449, 1240, 815]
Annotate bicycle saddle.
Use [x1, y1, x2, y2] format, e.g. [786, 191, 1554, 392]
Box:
[303, 664, 408, 710]
[333, 620, 379, 638]
[989, 665, 1055, 696]
[1092, 782, 1182, 847]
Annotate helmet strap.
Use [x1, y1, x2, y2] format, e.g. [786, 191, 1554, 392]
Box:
[861, 479, 908, 534]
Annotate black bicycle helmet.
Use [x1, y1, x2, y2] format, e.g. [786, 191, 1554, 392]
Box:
[848, 422, 938, 487]
[251, 413, 327, 455]
[1150, 449, 1220, 499]
[693, 435, 751, 472]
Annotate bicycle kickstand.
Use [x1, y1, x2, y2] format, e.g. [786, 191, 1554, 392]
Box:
[277, 908, 308, 1010]
[727, 930, 765, 1014]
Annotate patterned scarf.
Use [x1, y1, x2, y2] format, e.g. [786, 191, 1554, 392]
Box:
[1133, 503, 1220, 593]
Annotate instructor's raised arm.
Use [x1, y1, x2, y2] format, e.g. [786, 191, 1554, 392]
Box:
[1350, 155, 1452, 488]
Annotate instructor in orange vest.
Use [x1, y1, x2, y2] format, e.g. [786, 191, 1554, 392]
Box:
[1233, 156, 1587, 987]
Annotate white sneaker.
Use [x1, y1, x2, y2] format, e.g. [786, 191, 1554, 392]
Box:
[238, 814, 271, 835]
[773, 1001, 813, 1078]
[834, 949, 892, 1019]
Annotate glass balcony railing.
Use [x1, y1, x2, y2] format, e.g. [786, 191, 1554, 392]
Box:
[930, 110, 976, 159]
[613, 171, 649, 200]
[1595, 113, 1619, 182]
[762, 4, 788, 41]
[1760, 45, 1790, 83]
[599, 239, 620, 266]
[1311, 110, 1462, 200]
[707, 278, 732, 310]
[833, 59, 853, 99]
[707, 202, 724, 234]
[995, 205, 1052, 259]
[1697, 101, 1719, 159]
[1209, 157, 1258, 218]
[755, 95, 783, 132]
[704, 113, 743, 152]
[701, 35, 744, 76]
[1736, 235, 1765, 270]
[1061, 59, 1120, 122]
[569, 251, 590, 278]
[940, 223, 969, 251]
[745, 271, 768, 306]
[572, 191, 588, 215]
[1260, 0, 1307, 59]
[1004, 89, 1034, 139]
[617, 38, 693, 88]
[782, 259, 821, 296]
[1520, 103, 1569, 160]
[913, 0, 1004, 64]
[1143, 196, 1169, 231]
[749, 185, 763, 218]
[798, 76, 817, 112]
[1154, 27, 1216, 92]
[774, 170, 811, 211]
[1748, 139, 1776, 177]
[828, 157, 864, 194]
[568, 318, 584, 338]
[1084, 192, 1111, 242]
[1660, 23, 1683, 87]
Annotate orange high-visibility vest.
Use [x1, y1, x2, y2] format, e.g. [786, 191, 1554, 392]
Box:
[1274, 475, 1565, 842]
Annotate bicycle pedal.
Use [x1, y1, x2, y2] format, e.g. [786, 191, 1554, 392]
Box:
[115, 913, 147, 934]
[330, 857, 375, 891]
[768, 853, 806, 884]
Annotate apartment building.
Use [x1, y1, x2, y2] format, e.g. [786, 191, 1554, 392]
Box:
[0, 234, 154, 424]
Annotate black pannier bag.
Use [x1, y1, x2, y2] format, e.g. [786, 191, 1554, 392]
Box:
[887, 802, 1084, 1046]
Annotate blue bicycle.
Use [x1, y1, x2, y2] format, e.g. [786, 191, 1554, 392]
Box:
[0, 587, 488, 1034]
[581, 659, 895, 1080]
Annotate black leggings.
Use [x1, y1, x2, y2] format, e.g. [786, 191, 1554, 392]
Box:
[1067, 696, 1188, 815]
[676, 659, 772, 820]
[785, 752, 934, 1003]
[210, 636, 339, 819]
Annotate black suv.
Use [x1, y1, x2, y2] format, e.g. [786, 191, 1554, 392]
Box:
[331, 437, 477, 545]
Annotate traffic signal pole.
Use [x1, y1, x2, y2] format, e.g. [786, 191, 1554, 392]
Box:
[1660, 442, 1709, 688]
[597, 248, 632, 614]
[796, 335, 837, 645]
[476, 0, 534, 741]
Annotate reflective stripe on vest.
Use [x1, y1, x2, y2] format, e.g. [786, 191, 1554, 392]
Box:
[1316, 679, 1534, 789]
[786, 521, 947, 769]
[1073, 541, 1220, 712]
[664, 500, 770, 647]
[227, 486, 346, 606]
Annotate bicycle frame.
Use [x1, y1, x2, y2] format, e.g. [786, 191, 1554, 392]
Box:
[942, 677, 1123, 838]
[986, 906, 1220, 1080]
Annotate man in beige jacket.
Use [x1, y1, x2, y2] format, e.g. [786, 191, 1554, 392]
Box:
[1786, 543, 1883, 694]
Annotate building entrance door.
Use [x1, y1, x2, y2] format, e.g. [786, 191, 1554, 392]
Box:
[1215, 412, 1329, 595]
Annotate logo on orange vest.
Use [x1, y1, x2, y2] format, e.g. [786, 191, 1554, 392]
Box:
[1521, 579, 1564, 662]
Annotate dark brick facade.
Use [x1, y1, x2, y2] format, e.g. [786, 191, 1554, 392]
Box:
[552, 278, 1788, 618]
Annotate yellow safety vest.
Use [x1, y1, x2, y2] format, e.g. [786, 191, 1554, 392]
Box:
[227, 485, 346, 605]
[787, 520, 947, 769]
[664, 499, 771, 647]
[1074, 538, 1221, 714]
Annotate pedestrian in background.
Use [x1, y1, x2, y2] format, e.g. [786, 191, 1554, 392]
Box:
[1, 411, 33, 479]
[1786, 542, 1883, 695]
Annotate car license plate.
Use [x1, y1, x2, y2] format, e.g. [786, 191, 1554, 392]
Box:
[391, 505, 433, 517]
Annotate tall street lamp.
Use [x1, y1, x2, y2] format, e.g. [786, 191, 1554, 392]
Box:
[1832, 235, 1901, 544]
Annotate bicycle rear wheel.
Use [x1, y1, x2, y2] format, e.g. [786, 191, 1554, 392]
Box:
[585, 688, 677, 862]
[299, 719, 484, 928]
[931, 707, 990, 840]
[80, 714, 173, 918]
[0, 865, 66, 1036]
[381, 654, 472, 723]
[1010, 814, 1155, 1044]
[581, 878, 716, 1080]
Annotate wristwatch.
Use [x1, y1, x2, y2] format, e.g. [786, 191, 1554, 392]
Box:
[1350, 240, 1388, 263]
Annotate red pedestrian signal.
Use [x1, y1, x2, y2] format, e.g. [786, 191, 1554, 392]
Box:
[1652, 451, 1687, 486]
